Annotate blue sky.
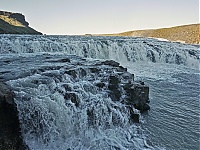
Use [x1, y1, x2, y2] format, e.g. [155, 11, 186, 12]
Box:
[1, 0, 199, 35]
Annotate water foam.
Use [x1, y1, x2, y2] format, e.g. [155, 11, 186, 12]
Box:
[3, 53, 155, 149]
[0, 35, 199, 69]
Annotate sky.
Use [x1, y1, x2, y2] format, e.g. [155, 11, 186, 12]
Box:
[1, 0, 199, 35]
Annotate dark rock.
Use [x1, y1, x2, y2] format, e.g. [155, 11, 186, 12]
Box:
[123, 82, 133, 91]
[87, 109, 95, 126]
[108, 84, 118, 90]
[9, 13, 29, 26]
[90, 68, 99, 73]
[0, 11, 29, 26]
[62, 84, 72, 91]
[79, 68, 87, 77]
[137, 87, 150, 112]
[0, 11, 12, 16]
[130, 113, 140, 123]
[117, 66, 127, 72]
[64, 92, 80, 107]
[143, 104, 150, 111]
[65, 70, 77, 78]
[0, 82, 15, 105]
[55, 58, 70, 63]
[0, 81, 28, 150]
[109, 75, 119, 85]
[108, 75, 122, 101]
[140, 81, 145, 85]
[101, 60, 120, 67]
[147, 50, 156, 63]
[123, 82, 150, 112]
[95, 82, 105, 88]
[108, 89, 121, 101]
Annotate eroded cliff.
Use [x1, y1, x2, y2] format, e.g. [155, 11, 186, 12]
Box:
[0, 11, 42, 35]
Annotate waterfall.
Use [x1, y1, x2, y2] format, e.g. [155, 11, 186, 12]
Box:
[1, 53, 152, 150]
[0, 35, 199, 68]
[0, 35, 199, 149]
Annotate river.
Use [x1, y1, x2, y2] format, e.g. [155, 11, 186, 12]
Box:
[0, 35, 199, 150]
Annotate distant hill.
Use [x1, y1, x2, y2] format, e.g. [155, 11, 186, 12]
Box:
[0, 11, 42, 35]
[98, 24, 200, 44]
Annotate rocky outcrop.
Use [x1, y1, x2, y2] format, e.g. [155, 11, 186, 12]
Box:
[9, 13, 29, 27]
[0, 81, 27, 150]
[0, 10, 42, 34]
[0, 11, 29, 27]
[62, 59, 150, 114]
[0, 54, 150, 148]
[0, 11, 13, 16]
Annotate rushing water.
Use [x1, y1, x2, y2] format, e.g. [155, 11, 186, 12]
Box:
[0, 35, 199, 150]
[126, 63, 200, 150]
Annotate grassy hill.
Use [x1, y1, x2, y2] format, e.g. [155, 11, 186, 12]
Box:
[99, 24, 200, 44]
[0, 11, 42, 35]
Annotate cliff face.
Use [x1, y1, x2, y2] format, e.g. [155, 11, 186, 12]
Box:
[99, 24, 200, 45]
[0, 11, 42, 35]
[0, 81, 28, 150]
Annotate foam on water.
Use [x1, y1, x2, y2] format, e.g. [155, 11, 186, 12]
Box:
[0, 35, 199, 69]
[5, 58, 153, 150]
[0, 52, 155, 150]
[1, 35, 199, 150]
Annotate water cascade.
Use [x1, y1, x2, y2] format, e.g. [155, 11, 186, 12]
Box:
[0, 35, 199, 149]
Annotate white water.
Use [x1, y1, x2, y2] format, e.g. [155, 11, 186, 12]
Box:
[2, 53, 153, 150]
[0, 35, 199, 68]
[0, 35, 199, 150]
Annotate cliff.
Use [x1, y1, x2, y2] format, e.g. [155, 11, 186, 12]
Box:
[0, 81, 28, 150]
[99, 24, 200, 44]
[0, 11, 42, 35]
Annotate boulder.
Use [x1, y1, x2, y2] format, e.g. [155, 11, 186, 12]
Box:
[122, 82, 150, 112]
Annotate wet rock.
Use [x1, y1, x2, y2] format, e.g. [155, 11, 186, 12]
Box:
[130, 113, 140, 123]
[132, 85, 150, 112]
[101, 60, 120, 67]
[62, 84, 72, 91]
[121, 72, 134, 83]
[109, 75, 120, 85]
[59, 58, 70, 63]
[123, 82, 150, 112]
[50, 58, 70, 63]
[90, 68, 100, 73]
[94, 82, 105, 88]
[0, 82, 15, 105]
[79, 68, 87, 77]
[0, 81, 28, 150]
[65, 70, 77, 78]
[108, 75, 121, 101]
[64, 92, 80, 107]
[117, 65, 127, 72]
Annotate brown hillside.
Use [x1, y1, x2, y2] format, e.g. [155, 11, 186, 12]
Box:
[0, 11, 42, 35]
[100, 24, 200, 44]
